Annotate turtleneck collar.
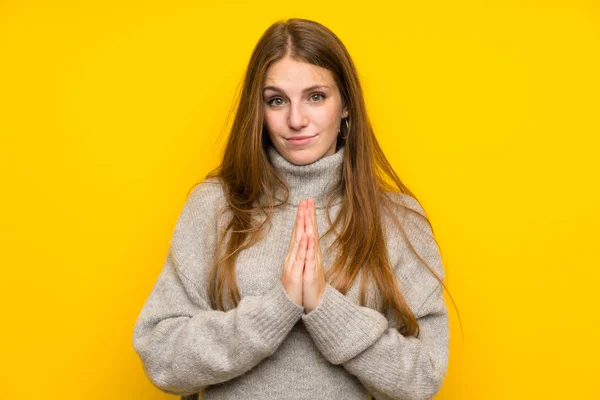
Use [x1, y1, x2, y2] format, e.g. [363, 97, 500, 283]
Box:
[266, 144, 345, 209]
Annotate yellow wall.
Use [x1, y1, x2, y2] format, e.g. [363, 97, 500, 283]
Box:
[1, 1, 598, 398]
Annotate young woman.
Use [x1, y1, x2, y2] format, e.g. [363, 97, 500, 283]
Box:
[133, 18, 451, 400]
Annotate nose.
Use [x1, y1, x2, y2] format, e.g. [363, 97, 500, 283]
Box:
[288, 102, 308, 130]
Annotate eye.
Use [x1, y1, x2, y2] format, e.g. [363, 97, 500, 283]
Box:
[267, 97, 285, 107]
[310, 93, 326, 102]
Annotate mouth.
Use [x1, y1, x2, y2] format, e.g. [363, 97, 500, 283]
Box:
[286, 135, 316, 146]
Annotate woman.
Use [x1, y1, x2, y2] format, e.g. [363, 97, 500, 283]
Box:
[133, 18, 451, 400]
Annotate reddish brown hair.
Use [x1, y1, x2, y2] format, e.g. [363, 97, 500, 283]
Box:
[192, 18, 460, 338]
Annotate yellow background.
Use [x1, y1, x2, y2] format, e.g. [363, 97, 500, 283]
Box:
[1, 0, 599, 399]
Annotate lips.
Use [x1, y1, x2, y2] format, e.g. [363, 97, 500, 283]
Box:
[286, 135, 316, 146]
[287, 135, 315, 140]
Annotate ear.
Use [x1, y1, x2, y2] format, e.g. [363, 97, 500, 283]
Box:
[342, 105, 349, 118]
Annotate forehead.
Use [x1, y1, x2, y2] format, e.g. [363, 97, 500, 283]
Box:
[264, 57, 336, 89]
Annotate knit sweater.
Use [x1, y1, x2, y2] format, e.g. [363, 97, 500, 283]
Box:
[132, 144, 449, 400]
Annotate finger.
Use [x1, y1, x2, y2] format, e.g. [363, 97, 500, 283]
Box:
[288, 200, 305, 250]
[303, 235, 314, 281]
[310, 198, 320, 247]
[288, 201, 301, 248]
[304, 200, 314, 237]
[288, 225, 305, 267]
[298, 200, 306, 239]
[310, 202, 324, 267]
[285, 212, 304, 273]
[306, 233, 315, 265]
[293, 233, 308, 278]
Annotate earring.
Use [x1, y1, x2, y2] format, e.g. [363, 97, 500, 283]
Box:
[339, 117, 350, 140]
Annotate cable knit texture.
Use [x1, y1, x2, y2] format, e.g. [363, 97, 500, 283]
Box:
[133, 143, 450, 400]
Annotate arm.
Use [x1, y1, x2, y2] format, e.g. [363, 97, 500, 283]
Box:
[132, 181, 304, 396]
[302, 283, 448, 400]
[301, 195, 449, 400]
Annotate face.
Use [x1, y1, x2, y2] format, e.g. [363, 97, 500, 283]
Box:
[262, 56, 348, 165]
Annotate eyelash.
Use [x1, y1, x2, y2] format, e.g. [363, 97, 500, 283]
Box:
[266, 93, 326, 107]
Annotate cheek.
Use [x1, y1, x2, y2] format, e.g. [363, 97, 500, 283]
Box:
[263, 112, 277, 131]
[311, 105, 340, 128]
[264, 111, 286, 131]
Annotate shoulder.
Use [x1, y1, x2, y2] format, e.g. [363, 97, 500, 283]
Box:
[185, 176, 227, 210]
[171, 177, 228, 250]
[382, 191, 432, 238]
[176, 177, 229, 225]
[381, 192, 445, 314]
[384, 191, 424, 212]
[166, 177, 230, 284]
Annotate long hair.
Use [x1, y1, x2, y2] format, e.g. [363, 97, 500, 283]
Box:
[193, 18, 459, 338]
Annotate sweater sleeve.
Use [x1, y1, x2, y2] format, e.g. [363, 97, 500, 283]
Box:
[301, 194, 449, 400]
[132, 180, 305, 396]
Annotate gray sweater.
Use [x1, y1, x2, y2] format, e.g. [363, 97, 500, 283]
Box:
[132, 144, 449, 400]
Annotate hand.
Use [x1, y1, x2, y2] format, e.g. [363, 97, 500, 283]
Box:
[302, 198, 326, 313]
[281, 199, 307, 307]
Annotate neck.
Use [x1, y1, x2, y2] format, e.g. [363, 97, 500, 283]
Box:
[266, 144, 345, 209]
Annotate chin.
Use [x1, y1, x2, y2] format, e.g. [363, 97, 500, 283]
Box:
[273, 136, 336, 165]
[285, 151, 320, 166]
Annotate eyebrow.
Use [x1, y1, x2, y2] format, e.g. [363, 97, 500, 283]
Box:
[262, 84, 332, 94]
